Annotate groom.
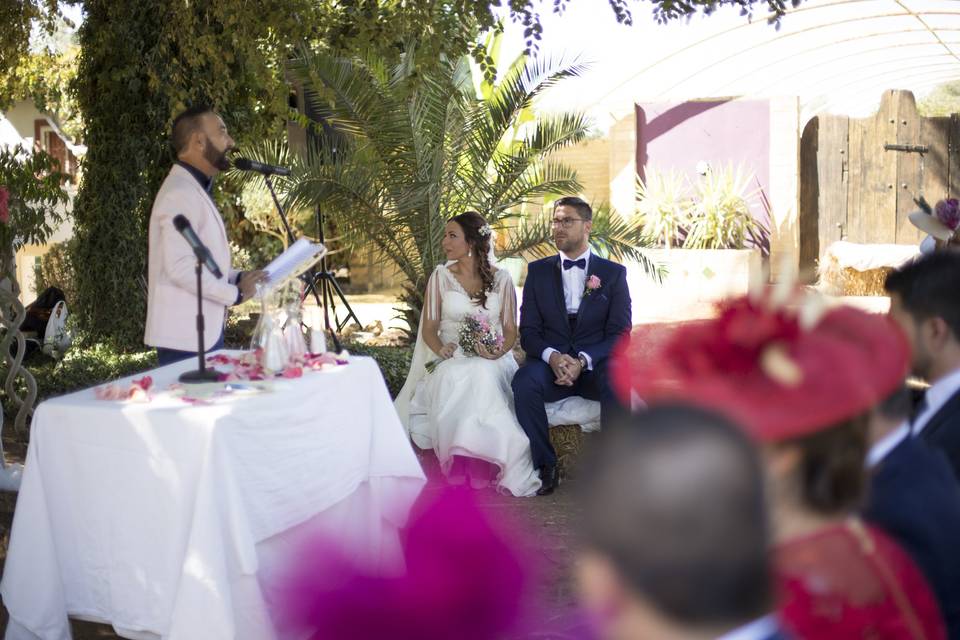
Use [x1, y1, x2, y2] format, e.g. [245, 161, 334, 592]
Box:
[513, 197, 632, 495]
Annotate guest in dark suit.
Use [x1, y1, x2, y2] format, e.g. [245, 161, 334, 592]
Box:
[577, 405, 788, 640]
[513, 197, 632, 495]
[885, 251, 960, 479]
[864, 385, 960, 640]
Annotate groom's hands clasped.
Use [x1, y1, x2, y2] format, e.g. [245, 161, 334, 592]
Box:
[549, 352, 582, 387]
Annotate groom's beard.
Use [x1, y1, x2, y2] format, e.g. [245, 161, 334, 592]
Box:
[554, 235, 583, 255]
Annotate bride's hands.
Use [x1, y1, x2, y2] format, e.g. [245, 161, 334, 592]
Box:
[476, 343, 503, 360]
[438, 343, 457, 359]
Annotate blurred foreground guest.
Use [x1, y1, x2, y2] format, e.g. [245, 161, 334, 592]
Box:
[612, 294, 946, 640]
[885, 251, 960, 479]
[271, 488, 537, 640]
[577, 404, 785, 640]
[864, 385, 960, 640]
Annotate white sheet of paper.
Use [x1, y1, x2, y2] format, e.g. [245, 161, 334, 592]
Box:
[262, 238, 327, 288]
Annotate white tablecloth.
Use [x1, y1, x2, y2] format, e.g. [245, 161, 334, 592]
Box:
[1, 352, 425, 640]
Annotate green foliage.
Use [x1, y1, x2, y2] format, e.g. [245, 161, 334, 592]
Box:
[344, 341, 413, 399]
[6, 342, 156, 407]
[68, 0, 322, 350]
[918, 81, 960, 118]
[283, 45, 593, 335]
[0, 146, 68, 278]
[507, 201, 661, 276]
[33, 238, 78, 306]
[636, 171, 691, 248]
[686, 164, 767, 250]
[636, 165, 768, 250]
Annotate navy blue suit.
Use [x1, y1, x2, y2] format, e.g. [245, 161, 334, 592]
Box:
[864, 435, 960, 639]
[512, 254, 631, 469]
[919, 387, 960, 482]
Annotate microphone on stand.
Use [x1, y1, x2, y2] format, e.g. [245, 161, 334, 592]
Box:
[172, 214, 223, 384]
[173, 215, 223, 279]
[232, 157, 291, 177]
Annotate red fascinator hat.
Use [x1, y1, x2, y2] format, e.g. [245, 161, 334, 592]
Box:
[611, 294, 910, 442]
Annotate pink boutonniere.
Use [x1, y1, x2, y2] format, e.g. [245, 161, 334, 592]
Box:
[584, 275, 602, 296]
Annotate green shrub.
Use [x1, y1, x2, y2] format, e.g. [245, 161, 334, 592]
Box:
[6, 343, 157, 407]
[33, 237, 78, 306]
[3, 338, 410, 414]
[344, 342, 413, 399]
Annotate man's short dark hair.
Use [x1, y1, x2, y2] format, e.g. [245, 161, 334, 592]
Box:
[578, 404, 772, 628]
[885, 251, 960, 341]
[554, 196, 592, 221]
[171, 105, 214, 154]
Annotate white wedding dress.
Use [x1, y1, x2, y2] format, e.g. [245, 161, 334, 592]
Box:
[394, 264, 541, 497]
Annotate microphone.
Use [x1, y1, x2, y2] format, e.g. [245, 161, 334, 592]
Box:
[173, 214, 223, 279]
[232, 157, 291, 177]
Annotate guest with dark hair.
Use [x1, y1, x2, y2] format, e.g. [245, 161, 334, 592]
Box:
[612, 293, 946, 639]
[885, 250, 960, 479]
[864, 385, 960, 640]
[577, 404, 784, 640]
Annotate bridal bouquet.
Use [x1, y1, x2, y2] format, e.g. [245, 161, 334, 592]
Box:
[426, 312, 504, 373]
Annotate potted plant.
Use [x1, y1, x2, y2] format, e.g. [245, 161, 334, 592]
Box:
[629, 163, 767, 321]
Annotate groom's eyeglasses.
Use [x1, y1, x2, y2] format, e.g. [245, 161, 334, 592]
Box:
[551, 217, 585, 229]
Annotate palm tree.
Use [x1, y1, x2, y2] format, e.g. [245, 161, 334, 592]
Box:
[269, 44, 656, 335]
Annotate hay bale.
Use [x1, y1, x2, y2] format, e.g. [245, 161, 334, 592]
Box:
[818, 252, 893, 296]
[549, 424, 586, 480]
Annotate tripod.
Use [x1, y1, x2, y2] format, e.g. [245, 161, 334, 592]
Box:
[305, 206, 362, 335]
[261, 175, 361, 351]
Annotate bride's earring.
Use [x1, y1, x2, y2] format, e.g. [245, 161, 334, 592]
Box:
[468, 250, 472, 257]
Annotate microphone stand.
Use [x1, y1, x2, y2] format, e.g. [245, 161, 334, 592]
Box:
[262, 174, 355, 352]
[179, 256, 221, 383]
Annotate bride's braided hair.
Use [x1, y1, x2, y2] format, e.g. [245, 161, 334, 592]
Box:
[450, 211, 495, 308]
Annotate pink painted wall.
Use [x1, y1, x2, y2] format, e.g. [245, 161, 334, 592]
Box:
[636, 99, 771, 249]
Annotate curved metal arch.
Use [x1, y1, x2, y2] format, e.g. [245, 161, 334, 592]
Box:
[813, 65, 960, 108]
[754, 53, 960, 96]
[657, 12, 959, 98]
[717, 30, 960, 95]
[809, 71, 960, 116]
[593, 0, 886, 104]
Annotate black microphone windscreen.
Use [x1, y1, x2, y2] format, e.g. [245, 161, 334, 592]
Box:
[173, 214, 190, 231]
[232, 157, 254, 171]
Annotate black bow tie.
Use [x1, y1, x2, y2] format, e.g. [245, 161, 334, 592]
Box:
[563, 258, 586, 270]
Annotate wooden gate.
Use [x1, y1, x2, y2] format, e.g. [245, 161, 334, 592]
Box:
[799, 90, 960, 275]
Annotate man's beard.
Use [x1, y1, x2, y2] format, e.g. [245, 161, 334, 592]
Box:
[204, 143, 231, 171]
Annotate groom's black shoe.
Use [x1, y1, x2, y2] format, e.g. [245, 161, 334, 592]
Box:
[536, 466, 559, 496]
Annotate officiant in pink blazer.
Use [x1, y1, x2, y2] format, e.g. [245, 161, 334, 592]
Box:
[144, 106, 265, 366]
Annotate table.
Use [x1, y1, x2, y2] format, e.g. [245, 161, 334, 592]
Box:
[1, 353, 425, 640]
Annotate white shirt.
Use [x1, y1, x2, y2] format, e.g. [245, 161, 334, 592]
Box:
[559, 247, 591, 314]
[912, 366, 960, 436]
[865, 422, 910, 468]
[714, 614, 779, 640]
[541, 248, 593, 370]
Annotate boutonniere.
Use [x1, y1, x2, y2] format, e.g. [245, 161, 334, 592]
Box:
[583, 275, 602, 297]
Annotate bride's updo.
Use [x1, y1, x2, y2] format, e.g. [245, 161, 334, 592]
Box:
[450, 211, 495, 308]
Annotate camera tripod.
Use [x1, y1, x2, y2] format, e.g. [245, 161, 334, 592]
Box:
[262, 175, 362, 351]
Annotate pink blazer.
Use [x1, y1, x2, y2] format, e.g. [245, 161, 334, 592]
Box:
[144, 164, 240, 351]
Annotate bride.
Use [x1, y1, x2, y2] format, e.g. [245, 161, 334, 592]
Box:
[395, 211, 541, 497]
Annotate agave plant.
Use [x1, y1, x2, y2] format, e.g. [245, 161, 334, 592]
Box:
[635, 170, 691, 248]
[684, 163, 768, 250]
[277, 42, 624, 335]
